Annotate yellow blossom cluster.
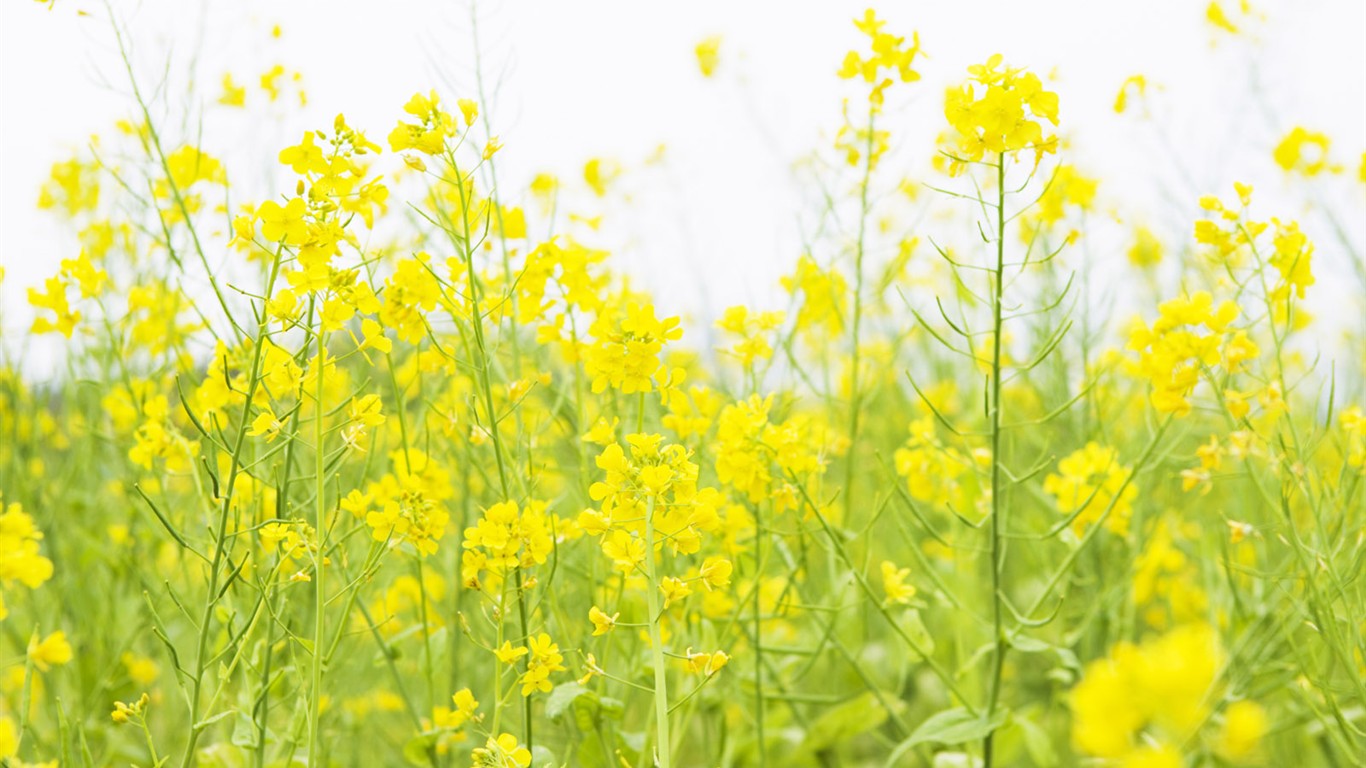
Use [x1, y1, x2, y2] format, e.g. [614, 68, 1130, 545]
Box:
[713, 394, 825, 511]
[4, 6, 1361, 767]
[583, 302, 682, 394]
[0, 500, 54, 621]
[460, 500, 558, 589]
[1273, 126, 1338, 176]
[944, 53, 1059, 169]
[1071, 623, 1266, 764]
[893, 416, 979, 511]
[1043, 442, 1139, 536]
[1127, 291, 1257, 416]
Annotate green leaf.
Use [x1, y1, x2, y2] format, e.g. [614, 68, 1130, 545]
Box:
[545, 682, 598, 722]
[598, 696, 625, 720]
[897, 608, 936, 658]
[576, 734, 608, 768]
[800, 691, 892, 754]
[193, 708, 238, 732]
[1008, 633, 1052, 653]
[617, 730, 645, 762]
[1013, 713, 1058, 767]
[230, 711, 261, 749]
[883, 707, 1009, 767]
[529, 744, 557, 767]
[402, 731, 439, 766]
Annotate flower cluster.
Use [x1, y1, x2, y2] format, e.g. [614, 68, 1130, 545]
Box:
[1131, 518, 1208, 628]
[713, 394, 824, 511]
[0, 500, 54, 621]
[715, 305, 784, 369]
[1127, 291, 1257, 416]
[893, 416, 979, 512]
[387, 90, 475, 156]
[349, 450, 455, 558]
[583, 302, 682, 394]
[1273, 126, 1338, 176]
[471, 732, 532, 768]
[944, 54, 1059, 169]
[460, 500, 556, 589]
[837, 10, 922, 97]
[1044, 442, 1139, 536]
[495, 632, 567, 696]
[1070, 623, 1265, 764]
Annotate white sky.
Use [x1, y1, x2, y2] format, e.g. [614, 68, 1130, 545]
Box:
[2, 0, 1363, 354]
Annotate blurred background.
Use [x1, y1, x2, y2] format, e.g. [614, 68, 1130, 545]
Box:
[2, 0, 1363, 351]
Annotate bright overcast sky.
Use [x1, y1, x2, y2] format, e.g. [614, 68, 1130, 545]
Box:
[2, 0, 1363, 345]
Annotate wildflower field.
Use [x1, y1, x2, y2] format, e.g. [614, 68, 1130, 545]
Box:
[2, 2, 1364, 767]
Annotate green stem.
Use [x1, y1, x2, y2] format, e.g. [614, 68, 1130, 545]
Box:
[308, 325, 328, 768]
[643, 495, 672, 768]
[842, 103, 877, 524]
[177, 249, 282, 768]
[753, 500, 766, 766]
[983, 153, 1007, 768]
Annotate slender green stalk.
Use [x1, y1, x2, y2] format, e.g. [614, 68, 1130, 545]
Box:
[982, 153, 1008, 768]
[177, 250, 282, 768]
[842, 102, 877, 523]
[307, 325, 328, 768]
[753, 500, 766, 766]
[445, 146, 533, 749]
[643, 495, 672, 768]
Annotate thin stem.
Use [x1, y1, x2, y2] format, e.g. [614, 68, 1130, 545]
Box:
[643, 495, 672, 768]
[307, 325, 328, 768]
[983, 153, 1007, 768]
[842, 102, 877, 523]
[753, 500, 766, 766]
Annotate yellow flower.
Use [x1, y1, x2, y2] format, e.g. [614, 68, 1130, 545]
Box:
[433, 687, 480, 730]
[589, 606, 618, 636]
[584, 302, 682, 394]
[110, 693, 150, 724]
[279, 131, 328, 175]
[27, 275, 80, 338]
[1127, 225, 1164, 267]
[1114, 74, 1147, 114]
[1043, 443, 1138, 536]
[1, 501, 55, 596]
[27, 630, 73, 672]
[582, 416, 619, 445]
[257, 198, 309, 244]
[471, 733, 531, 768]
[1070, 623, 1222, 759]
[0, 716, 16, 760]
[388, 91, 457, 155]
[247, 408, 283, 442]
[583, 158, 619, 197]
[600, 530, 645, 574]
[219, 73, 246, 106]
[880, 560, 916, 605]
[943, 54, 1058, 169]
[684, 648, 730, 675]
[121, 652, 160, 686]
[699, 557, 733, 591]
[494, 641, 527, 666]
[1206, 1, 1239, 33]
[349, 394, 385, 427]
[695, 35, 722, 77]
[518, 633, 566, 696]
[660, 576, 692, 609]
[1215, 700, 1268, 760]
[457, 98, 478, 127]
[837, 9, 921, 92]
[1127, 289, 1250, 416]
